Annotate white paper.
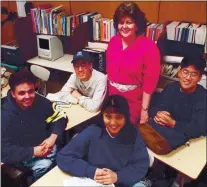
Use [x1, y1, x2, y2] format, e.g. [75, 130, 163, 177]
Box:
[46, 92, 78, 104]
[63, 177, 115, 186]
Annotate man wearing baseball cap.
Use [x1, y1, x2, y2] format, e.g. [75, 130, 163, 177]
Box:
[57, 50, 107, 112]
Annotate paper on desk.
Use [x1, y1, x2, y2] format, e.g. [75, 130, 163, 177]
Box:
[46, 92, 78, 104]
[63, 177, 115, 186]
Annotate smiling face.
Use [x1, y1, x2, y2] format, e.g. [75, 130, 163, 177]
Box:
[178, 65, 202, 93]
[103, 109, 126, 136]
[118, 16, 137, 39]
[73, 60, 92, 81]
[11, 82, 36, 110]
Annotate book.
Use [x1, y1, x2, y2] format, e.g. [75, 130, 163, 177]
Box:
[163, 55, 183, 63]
[88, 42, 108, 50]
[166, 21, 180, 40]
[92, 14, 103, 40]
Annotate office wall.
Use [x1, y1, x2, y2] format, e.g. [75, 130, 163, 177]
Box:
[70, 1, 159, 23]
[32, 1, 71, 13]
[159, 1, 206, 24]
[70, 1, 206, 24]
[1, 1, 17, 44]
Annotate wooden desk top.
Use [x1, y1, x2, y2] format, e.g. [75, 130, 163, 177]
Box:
[63, 105, 99, 130]
[30, 166, 71, 186]
[149, 136, 207, 179]
[27, 54, 74, 73]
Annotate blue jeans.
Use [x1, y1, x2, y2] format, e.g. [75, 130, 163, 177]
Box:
[132, 181, 147, 187]
[23, 145, 57, 181]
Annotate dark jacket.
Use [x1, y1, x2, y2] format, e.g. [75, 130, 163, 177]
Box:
[2, 91, 67, 164]
[149, 82, 207, 149]
[57, 123, 149, 187]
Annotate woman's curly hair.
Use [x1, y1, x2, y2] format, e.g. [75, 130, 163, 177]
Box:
[113, 2, 147, 35]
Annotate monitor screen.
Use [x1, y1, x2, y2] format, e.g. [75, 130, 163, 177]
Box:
[39, 38, 49, 50]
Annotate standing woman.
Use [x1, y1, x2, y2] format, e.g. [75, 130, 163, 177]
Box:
[106, 2, 160, 125]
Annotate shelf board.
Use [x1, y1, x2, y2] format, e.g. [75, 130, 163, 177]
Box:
[161, 75, 179, 81]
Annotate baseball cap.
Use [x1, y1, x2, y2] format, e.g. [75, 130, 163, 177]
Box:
[72, 50, 91, 64]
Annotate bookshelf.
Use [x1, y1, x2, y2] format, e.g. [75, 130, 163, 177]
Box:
[161, 75, 179, 82]
[14, 16, 91, 63]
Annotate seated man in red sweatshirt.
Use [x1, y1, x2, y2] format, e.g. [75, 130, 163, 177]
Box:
[2, 71, 68, 181]
[139, 56, 207, 155]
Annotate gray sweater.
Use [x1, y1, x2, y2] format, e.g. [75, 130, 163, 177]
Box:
[59, 69, 107, 112]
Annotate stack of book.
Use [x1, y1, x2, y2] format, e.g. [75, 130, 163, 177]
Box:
[166, 21, 206, 45]
[92, 16, 117, 42]
[161, 55, 183, 80]
[161, 64, 181, 80]
[145, 23, 165, 42]
[30, 4, 98, 36]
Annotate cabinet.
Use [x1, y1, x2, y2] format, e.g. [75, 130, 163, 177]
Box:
[157, 31, 206, 89]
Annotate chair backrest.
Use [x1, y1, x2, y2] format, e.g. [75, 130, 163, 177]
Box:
[30, 65, 50, 81]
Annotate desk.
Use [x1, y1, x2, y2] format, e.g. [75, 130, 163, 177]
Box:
[30, 166, 71, 186]
[27, 54, 74, 73]
[149, 136, 206, 180]
[63, 105, 99, 130]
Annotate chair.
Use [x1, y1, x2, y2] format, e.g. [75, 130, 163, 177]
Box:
[1, 163, 33, 187]
[30, 65, 50, 96]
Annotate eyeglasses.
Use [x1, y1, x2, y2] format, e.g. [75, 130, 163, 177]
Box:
[181, 69, 199, 79]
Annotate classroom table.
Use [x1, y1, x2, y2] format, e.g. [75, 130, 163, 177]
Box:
[30, 166, 71, 186]
[30, 137, 206, 186]
[30, 166, 114, 187]
[149, 136, 206, 185]
[63, 104, 99, 130]
[27, 54, 74, 73]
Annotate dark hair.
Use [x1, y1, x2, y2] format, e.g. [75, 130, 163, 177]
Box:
[113, 2, 147, 35]
[101, 95, 131, 124]
[9, 70, 37, 91]
[181, 56, 206, 75]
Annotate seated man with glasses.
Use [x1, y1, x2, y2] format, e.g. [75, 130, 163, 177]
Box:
[138, 56, 206, 155]
[56, 50, 107, 112]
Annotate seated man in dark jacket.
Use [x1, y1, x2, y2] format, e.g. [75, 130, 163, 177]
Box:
[2, 71, 68, 181]
[139, 56, 206, 155]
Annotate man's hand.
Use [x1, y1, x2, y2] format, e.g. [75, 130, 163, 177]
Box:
[71, 90, 82, 100]
[140, 109, 149, 124]
[94, 168, 117, 185]
[33, 145, 49, 157]
[40, 134, 57, 150]
[154, 111, 176, 128]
